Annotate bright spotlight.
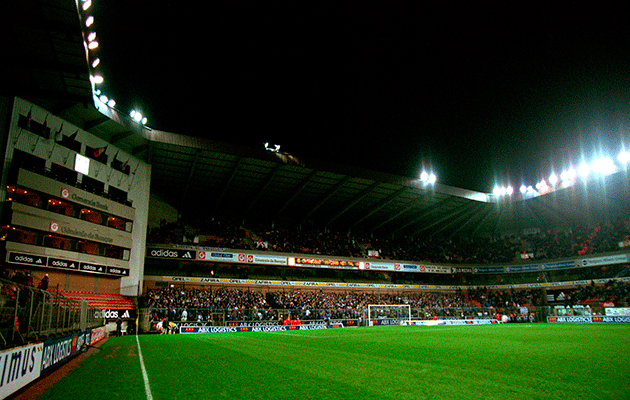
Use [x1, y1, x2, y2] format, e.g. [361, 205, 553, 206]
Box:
[420, 171, 429, 182]
[87, 32, 96, 42]
[493, 186, 502, 196]
[133, 112, 143, 122]
[82, 0, 92, 11]
[85, 16, 94, 27]
[428, 173, 436, 184]
[618, 151, 630, 164]
[141, 117, 148, 125]
[578, 163, 590, 178]
[87, 40, 99, 49]
[107, 99, 116, 107]
[519, 185, 527, 194]
[99, 95, 108, 104]
[506, 185, 513, 195]
[90, 75, 103, 84]
[548, 173, 558, 186]
[130, 110, 136, 118]
[590, 157, 616, 175]
[91, 58, 100, 68]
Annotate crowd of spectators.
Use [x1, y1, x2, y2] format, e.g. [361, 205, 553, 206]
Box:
[147, 215, 630, 266]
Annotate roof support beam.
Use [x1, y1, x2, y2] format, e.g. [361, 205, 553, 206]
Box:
[272, 170, 317, 221]
[212, 157, 244, 215]
[327, 182, 380, 226]
[299, 176, 351, 225]
[244, 164, 281, 218]
[348, 187, 408, 230]
[180, 149, 202, 207]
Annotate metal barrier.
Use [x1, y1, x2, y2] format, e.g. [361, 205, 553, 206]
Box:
[0, 278, 102, 349]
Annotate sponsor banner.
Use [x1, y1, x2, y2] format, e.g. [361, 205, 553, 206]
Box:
[8, 252, 128, 277]
[505, 264, 540, 273]
[106, 266, 130, 276]
[90, 327, 107, 345]
[605, 308, 630, 317]
[370, 318, 402, 326]
[452, 267, 473, 273]
[474, 267, 505, 274]
[147, 248, 196, 259]
[363, 262, 393, 271]
[41, 331, 91, 373]
[581, 254, 628, 267]
[94, 309, 136, 320]
[197, 251, 235, 261]
[8, 252, 47, 267]
[251, 255, 287, 265]
[408, 319, 499, 326]
[293, 257, 362, 269]
[540, 260, 577, 271]
[79, 262, 107, 274]
[548, 316, 630, 323]
[0, 342, 44, 399]
[47, 257, 79, 271]
[179, 324, 344, 334]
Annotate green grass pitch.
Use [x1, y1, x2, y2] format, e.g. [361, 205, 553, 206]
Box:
[39, 324, 630, 400]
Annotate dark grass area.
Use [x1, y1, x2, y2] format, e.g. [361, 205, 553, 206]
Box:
[39, 324, 630, 400]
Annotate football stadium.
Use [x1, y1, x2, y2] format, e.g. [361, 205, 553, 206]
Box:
[1, 1, 630, 400]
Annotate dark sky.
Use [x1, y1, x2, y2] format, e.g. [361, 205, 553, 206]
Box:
[94, 2, 630, 192]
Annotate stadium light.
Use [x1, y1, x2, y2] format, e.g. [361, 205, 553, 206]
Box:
[82, 0, 92, 11]
[428, 173, 437, 184]
[90, 75, 103, 84]
[87, 40, 99, 50]
[420, 171, 429, 182]
[548, 173, 558, 186]
[590, 157, 616, 175]
[87, 32, 97, 42]
[618, 151, 630, 165]
[519, 185, 527, 194]
[107, 98, 116, 108]
[91, 58, 100, 68]
[578, 162, 590, 178]
[85, 16, 94, 27]
[99, 95, 108, 104]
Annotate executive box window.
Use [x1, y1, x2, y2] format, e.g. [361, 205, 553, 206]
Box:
[50, 163, 78, 186]
[3, 226, 130, 261]
[12, 149, 45, 175]
[44, 234, 71, 250]
[9, 187, 43, 208]
[48, 198, 75, 216]
[81, 175, 104, 195]
[80, 208, 102, 224]
[7, 185, 132, 232]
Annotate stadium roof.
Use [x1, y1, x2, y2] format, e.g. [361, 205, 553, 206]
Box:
[3, 0, 630, 238]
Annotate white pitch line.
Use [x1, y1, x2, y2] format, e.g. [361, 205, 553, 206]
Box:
[135, 334, 154, 400]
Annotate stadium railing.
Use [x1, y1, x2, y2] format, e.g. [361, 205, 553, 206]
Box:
[0, 278, 103, 350]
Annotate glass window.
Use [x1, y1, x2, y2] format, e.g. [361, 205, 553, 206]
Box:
[48, 198, 75, 216]
[80, 208, 102, 224]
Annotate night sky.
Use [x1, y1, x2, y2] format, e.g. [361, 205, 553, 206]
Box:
[94, 2, 630, 192]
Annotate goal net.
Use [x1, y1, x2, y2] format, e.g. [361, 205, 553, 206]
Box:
[367, 304, 411, 326]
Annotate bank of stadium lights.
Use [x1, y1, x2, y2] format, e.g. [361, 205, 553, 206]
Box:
[419, 171, 437, 184]
[493, 185, 513, 196]
[130, 110, 148, 125]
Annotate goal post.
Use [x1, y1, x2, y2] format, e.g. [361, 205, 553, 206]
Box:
[367, 304, 412, 326]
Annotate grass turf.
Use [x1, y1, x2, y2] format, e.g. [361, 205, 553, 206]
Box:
[39, 324, 630, 400]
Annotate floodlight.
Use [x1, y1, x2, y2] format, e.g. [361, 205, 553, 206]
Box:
[428, 173, 436, 184]
[133, 111, 143, 122]
[141, 117, 148, 125]
[548, 173, 558, 185]
[90, 75, 103, 84]
[519, 185, 527, 194]
[578, 163, 590, 178]
[99, 95, 108, 104]
[493, 186, 502, 196]
[420, 171, 429, 182]
[590, 157, 616, 175]
[130, 110, 136, 118]
[85, 16, 94, 27]
[618, 151, 630, 164]
[82, 0, 92, 11]
[91, 58, 100, 68]
[506, 185, 513, 195]
[560, 168, 576, 182]
[87, 32, 96, 42]
[107, 99, 116, 107]
[88, 40, 99, 49]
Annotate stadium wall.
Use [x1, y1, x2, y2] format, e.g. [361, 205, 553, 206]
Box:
[0, 97, 150, 296]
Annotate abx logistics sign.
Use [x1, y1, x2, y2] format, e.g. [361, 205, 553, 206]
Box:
[147, 248, 196, 259]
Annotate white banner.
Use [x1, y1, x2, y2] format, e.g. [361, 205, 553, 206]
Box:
[0, 342, 44, 399]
